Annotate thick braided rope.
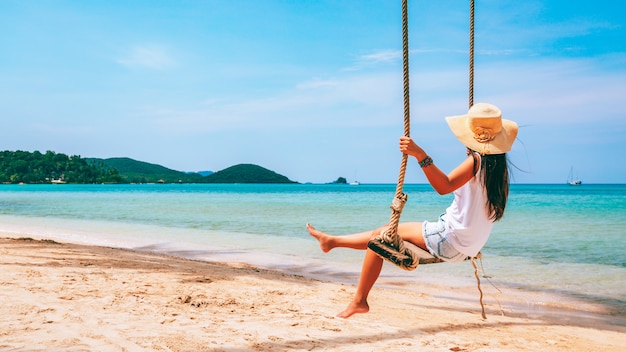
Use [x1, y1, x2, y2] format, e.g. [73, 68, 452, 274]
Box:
[382, 0, 410, 242]
[394, 0, 410, 227]
[377, 0, 419, 269]
[468, 0, 486, 318]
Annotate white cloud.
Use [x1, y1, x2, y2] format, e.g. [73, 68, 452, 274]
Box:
[131, 70, 404, 136]
[360, 50, 402, 64]
[116, 44, 176, 70]
[343, 49, 402, 71]
[475, 57, 626, 124]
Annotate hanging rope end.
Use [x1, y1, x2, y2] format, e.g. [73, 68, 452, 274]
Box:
[471, 256, 487, 319]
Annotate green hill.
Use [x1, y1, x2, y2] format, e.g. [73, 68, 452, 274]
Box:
[1, 152, 296, 184]
[205, 164, 297, 183]
[91, 159, 296, 184]
[88, 157, 205, 184]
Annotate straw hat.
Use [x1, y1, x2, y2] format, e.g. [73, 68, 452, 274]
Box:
[445, 103, 518, 155]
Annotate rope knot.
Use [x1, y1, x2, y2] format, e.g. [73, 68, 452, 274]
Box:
[390, 193, 408, 213]
[380, 227, 404, 251]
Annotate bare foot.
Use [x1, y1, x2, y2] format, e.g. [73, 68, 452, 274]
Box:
[337, 300, 369, 318]
[306, 223, 333, 253]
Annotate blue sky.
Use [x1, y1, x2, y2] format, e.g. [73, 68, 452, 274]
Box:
[1, 0, 624, 184]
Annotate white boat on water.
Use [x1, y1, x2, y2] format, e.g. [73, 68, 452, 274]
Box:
[567, 167, 582, 185]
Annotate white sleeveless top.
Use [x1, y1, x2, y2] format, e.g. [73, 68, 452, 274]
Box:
[442, 154, 494, 257]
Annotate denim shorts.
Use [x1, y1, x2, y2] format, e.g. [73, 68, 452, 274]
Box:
[422, 215, 467, 263]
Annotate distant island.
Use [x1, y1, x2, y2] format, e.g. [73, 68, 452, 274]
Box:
[332, 177, 347, 184]
[0, 150, 297, 184]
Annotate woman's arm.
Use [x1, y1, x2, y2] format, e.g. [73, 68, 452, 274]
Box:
[399, 136, 475, 195]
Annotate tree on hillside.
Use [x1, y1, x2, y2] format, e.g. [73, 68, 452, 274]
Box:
[0, 150, 122, 184]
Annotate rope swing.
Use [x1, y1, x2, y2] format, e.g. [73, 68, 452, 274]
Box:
[367, 0, 488, 319]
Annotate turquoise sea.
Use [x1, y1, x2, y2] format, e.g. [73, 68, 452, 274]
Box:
[0, 183, 624, 327]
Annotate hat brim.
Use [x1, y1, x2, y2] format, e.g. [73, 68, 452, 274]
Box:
[445, 114, 518, 155]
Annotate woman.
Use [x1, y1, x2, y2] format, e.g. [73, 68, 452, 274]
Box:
[307, 103, 518, 318]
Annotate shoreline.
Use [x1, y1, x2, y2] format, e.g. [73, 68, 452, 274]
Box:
[1, 235, 625, 351]
[4, 226, 624, 329]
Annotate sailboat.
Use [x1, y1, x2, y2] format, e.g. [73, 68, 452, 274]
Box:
[349, 171, 360, 185]
[567, 166, 582, 185]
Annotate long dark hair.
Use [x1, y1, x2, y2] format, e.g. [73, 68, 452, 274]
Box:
[470, 150, 509, 221]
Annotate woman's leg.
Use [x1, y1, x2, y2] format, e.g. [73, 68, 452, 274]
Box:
[308, 222, 426, 318]
[306, 222, 426, 253]
[306, 223, 373, 252]
[336, 236, 383, 317]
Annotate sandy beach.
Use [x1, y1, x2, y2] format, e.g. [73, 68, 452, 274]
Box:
[1, 235, 624, 352]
